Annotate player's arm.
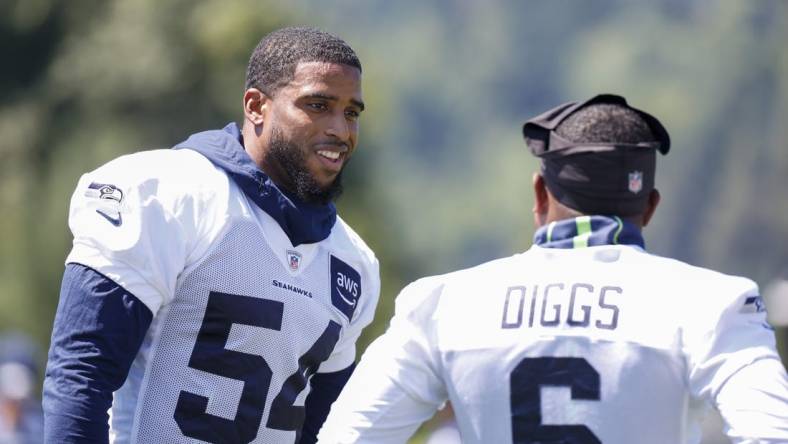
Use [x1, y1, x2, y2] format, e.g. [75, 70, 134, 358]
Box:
[715, 357, 788, 442]
[43, 264, 153, 443]
[300, 255, 382, 444]
[299, 363, 356, 444]
[687, 281, 788, 443]
[317, 278, 448, 444]
[43, 155, 206, 443]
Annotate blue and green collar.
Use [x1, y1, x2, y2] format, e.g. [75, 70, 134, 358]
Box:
[533, 215, 644, 249]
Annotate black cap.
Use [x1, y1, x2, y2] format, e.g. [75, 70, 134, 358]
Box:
[522, 94, 670, 217]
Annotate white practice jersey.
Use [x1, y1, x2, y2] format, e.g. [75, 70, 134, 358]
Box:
[65, 148, 380, 443]
[319, 244, 788, 444]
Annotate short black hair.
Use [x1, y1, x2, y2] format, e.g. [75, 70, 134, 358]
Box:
[245, 27, 361, 95]
[556, 103, 655, 144]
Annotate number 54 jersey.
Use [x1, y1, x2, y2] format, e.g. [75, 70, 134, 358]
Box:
[65, 146, 380, 444]
[319, 243, 788, 444]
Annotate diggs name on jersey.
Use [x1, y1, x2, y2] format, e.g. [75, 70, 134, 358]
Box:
[501, 282, 622, 330]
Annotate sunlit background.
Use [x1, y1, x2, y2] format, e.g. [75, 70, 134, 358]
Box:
[1, 1, 786, 442]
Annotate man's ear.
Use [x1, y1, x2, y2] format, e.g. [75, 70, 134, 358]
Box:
[641, 188, 661, 227]
[243, 88, 269, 126]
[533, 173, 549, 228]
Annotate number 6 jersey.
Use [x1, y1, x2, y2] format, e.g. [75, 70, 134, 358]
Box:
[46, 123, 380, 444]
[318, 216, 788, 444]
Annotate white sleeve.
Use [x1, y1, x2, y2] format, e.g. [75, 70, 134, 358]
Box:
[716, 358, 788, 443]
[687, 281, 776, 398]
[318, 253, 381, 373]
[685, 279, 788, 441]
[65, 151, 219, 314]
[317, 278, 448, 444]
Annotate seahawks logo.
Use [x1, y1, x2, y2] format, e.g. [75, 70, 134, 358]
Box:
[85, 182, 124, 226]
[85, 182, 124, 203]
[739, 295, 766, 314]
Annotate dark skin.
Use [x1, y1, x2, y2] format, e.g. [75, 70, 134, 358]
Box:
[241, 61, 365, 192]
[531, 172, 661, 229]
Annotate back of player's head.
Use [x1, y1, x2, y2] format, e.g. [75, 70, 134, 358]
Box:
[555, 104, 656, 145]
[245, 27, 362, 96]
[523, 94, 670, 217]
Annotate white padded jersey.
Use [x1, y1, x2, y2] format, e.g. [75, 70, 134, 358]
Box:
[65, 148, 380, 444]
[318, 244, 788, 444]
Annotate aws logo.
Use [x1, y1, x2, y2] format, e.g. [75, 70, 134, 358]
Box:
[330, 255, 361, 321]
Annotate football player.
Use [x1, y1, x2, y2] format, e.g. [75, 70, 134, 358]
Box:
[317, 95, 788, 443]
[43, 27, 380, 444]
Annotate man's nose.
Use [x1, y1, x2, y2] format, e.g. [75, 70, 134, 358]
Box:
[324, 112, 351, 142]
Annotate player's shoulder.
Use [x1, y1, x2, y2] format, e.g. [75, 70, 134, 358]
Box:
[392, 274, 452, 324]
[89, 148, 225, 189]
[628, 249, 759, 311]
[76, 148, 231, 213]
[637, 249, 756, 292]
[395, 254, 521, 317]
[434, 253, 524, 294]
[329, 216, 379, 270]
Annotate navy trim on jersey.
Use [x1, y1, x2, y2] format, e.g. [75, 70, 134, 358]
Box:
[43, 263, 153, 444]
[299, 363, 356, 444]
[533, 215, 645, 249]
[174, 123, 337, 246]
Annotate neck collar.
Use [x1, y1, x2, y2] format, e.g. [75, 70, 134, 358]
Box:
[533, 215, 644, 249]
[174, 123, 337, 246]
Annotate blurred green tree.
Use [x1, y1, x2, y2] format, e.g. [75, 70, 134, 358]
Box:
[1, 4, 786, 423]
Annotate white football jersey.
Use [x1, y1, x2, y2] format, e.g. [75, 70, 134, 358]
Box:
[319, 243, 788, 443]
[65, 148, 380, 443]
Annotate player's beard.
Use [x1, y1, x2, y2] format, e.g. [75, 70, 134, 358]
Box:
[265, 128, 345, 205]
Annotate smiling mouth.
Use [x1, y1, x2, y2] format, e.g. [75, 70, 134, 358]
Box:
[317, 150, 341, 161]
[315, 147, 349, 172]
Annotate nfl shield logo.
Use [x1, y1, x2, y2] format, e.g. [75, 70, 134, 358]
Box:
[286, 250, 302, 271]
[628, 171, 643, 194]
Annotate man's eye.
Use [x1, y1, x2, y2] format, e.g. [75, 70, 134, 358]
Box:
[345, 110, 360, 120]
[308, 103, 327, 111]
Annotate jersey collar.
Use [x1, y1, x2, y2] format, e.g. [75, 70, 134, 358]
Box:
[533, 215, 645, 249]
[173, 122, 337, 246]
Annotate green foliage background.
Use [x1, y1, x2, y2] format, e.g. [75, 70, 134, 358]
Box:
[1, 0, 786, 440]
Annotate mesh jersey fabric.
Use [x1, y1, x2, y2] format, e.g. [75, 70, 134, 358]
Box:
[64, 148, 380, 443]
[318, 240, 787, 444]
